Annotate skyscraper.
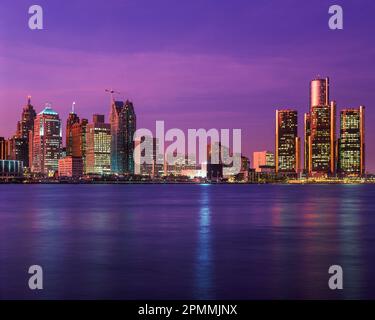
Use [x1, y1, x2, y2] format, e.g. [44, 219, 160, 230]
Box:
[206, 142, 223, 180]
[310, 102, 336, 176]
[31, 104, 62, 176]
[303, 113, 311, 174]
[110, 100, 136, 174]
[71, 118, 88, 172]
[15, 96, 36, 167]
[338, 106, 365, 176]
[7, 137, 28, 165]
[85, 114, 111, 175]
[66, 106, 80, 156]
[310, 77, 329, 107]
[275, 109, 300, 174]
[305, 77, 336, 176]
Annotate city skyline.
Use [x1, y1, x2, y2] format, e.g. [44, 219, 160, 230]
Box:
[0, 77, 371, 177]
[0, 0, 374, 171]
[0, 75, 369, 178]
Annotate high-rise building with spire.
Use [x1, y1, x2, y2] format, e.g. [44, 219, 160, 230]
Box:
[16, 96, 37, 140]
[12, 96, 37, 167]
[110, 99, 136, 174]
[66, 102, 80, 156]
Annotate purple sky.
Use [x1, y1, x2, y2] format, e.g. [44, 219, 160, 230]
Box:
[0, 0, 374, 172]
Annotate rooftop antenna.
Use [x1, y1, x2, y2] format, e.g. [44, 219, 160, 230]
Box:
[72, 101, 76, 114]
[27, 95, 31, 105]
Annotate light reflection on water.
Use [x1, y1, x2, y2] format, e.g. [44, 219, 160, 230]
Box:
[194, 185, 213, 299]
[0, 184, 375, 299]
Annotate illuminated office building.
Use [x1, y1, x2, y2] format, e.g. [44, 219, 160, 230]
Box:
[85, 114, 111, 175]
[7, 136, 28, 165]
[303, 113, 311, 174]
[71, 118, 88, 172]
[253, 151, 274, 172]
[237, 155, 250, 181]
[309, 102, 336, 176]
[31, 105, 62, 176]
[206, 142, 223, 180]
[275, 109, 300, 174]
[0, 137, 6, 159]
[0, 137, 12, 160]
[305, 77, 336, 176]
[241, 155, 250, 172]
[338, 106, 365, 176]
[66, 108, 80, 156]
[110, 100, 136, 174]
[58, 156, 83, 178]
[164, 153, 196, 176]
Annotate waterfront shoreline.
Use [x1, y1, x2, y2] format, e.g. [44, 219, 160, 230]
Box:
[1, 180, 375, 185]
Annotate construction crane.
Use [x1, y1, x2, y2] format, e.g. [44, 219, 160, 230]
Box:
[105, 89, 121, 103]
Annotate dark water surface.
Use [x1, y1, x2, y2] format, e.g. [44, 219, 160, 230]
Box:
[1, 184, 375, 299]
